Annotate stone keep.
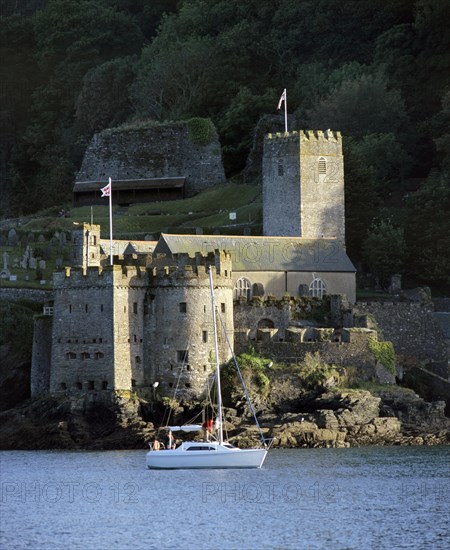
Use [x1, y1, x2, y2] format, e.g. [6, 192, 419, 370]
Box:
[263, 130, 345, 244]
[144, 251, 234, 399]
[49, 265, 147, 393]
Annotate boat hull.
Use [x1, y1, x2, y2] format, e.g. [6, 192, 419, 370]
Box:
[146, 447, 267, 470]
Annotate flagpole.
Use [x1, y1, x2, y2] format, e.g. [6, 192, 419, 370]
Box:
[277, 89, 288, 133]
[108, 177, 113, 266]
[284, 89, 288, 133]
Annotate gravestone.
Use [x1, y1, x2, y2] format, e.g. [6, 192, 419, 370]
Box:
[39, 259, 46, 270]
[29, 257, 37, 270]
[7, 228, 18, 246]
[0, 251, 10, 279]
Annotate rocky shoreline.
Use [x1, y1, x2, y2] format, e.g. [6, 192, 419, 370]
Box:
[0, 387, 448, 451]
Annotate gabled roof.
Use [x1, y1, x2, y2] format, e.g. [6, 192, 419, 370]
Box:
[154, 234, 356, 272]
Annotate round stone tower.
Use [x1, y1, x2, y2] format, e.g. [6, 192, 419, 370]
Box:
[144, 250, 234, 400]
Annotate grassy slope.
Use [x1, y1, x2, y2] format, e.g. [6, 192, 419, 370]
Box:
[0, 182, 261, 288]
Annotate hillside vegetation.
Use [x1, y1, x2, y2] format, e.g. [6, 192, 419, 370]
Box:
[1, 0, 449, 290]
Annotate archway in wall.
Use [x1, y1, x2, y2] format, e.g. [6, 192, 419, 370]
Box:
[257, 318, 275, 329]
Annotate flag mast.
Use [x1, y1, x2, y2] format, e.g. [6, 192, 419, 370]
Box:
[108, 177, 113, 266]
[277, 88, 288, 133]
[100, 177, 113, 266]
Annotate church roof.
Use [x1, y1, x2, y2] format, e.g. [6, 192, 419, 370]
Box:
[155, 234, 356, 273]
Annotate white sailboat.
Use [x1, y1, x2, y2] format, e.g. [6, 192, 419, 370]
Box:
[146, 267, 271, 469]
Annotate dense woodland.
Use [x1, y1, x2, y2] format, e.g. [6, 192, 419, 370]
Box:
[1, 0, 449, 290]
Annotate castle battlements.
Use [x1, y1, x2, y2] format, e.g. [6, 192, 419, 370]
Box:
[265, 129, 342, 142]
[53, 264, 146, 288]
[148, 250, 232, 286]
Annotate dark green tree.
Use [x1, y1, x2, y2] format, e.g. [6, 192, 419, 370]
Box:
[362, 219, 405, 289]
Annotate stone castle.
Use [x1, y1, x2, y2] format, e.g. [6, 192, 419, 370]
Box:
[32, 129, 359, 400]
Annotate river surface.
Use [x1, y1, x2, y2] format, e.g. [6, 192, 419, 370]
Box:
[0, 446, 449, 549]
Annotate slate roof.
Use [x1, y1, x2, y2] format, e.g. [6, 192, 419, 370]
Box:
[154, 234, 356, 273]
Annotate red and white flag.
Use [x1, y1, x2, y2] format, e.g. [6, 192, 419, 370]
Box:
[100, 182, 111, 197]
[277, 89, 286, 110]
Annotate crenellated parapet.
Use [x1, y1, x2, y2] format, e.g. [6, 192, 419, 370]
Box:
[264, 129, 342, 157]
[148, 250, 233, 288]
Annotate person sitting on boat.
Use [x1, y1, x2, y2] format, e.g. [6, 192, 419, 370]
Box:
[167, 430, 176, 449]
[153, 439, 161, 451]
[202, 418, 214, 441]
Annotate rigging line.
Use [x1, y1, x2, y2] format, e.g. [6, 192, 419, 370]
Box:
[160, 327, 194, 430]
[217, 311, 267, 446]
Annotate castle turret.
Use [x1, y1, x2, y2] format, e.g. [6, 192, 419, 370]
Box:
[263, 130, 346, 244]
[144, 250, 234, 400]
[71, 223, 102, 270]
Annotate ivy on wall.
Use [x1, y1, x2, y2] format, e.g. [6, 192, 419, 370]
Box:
[368, 337, 396, 375]
[186, 118, 217, 146]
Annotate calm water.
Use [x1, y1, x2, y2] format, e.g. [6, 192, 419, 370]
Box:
[0, 446, 449, 550]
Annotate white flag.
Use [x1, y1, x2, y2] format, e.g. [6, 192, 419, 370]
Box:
[277, 89, 286, 110]
[100, 182, 111, 197]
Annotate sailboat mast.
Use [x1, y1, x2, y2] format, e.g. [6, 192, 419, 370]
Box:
[209, 266, 224, 445]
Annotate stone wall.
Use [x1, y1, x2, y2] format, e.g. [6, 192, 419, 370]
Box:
[0, 288, 52, 303]
[76, 121, 226, 196]
[31, 316, 53, 398]
[247, 334, 386, 382]
[355, 302, 448, 363]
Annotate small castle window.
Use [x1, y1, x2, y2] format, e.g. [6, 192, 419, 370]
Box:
[186, 365, 190, 371]
[177, 350, 189, 363]
[88, 381, 95, 390]
[221, 303, 226, 313]
[185, 383, 191, 389]
[95, 352, 104, 360]
[85, 304, 88, 313]
[169, 383, 173, 388]
[100, 304, 104, 312]
[202, 331, 208, 343]
[318, 157, 327, 175]
[309, 278, 327, 298]
[133, 302, 138, 314]
[179, 302, 187, 313]
[102, 381, 108, 390]
[81, 352, 90, 360]
[278, 158, 284, 176]
[135, 356, 141, 364]
[134, 335, 137, 343]
[234, 278, 252, 300]
[66, 352, 76, 360]
[69, 304, 72, 313]
[131, 379, 136, 388]
[76, 382, 82, 390]
[60, 382, 67, 390]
